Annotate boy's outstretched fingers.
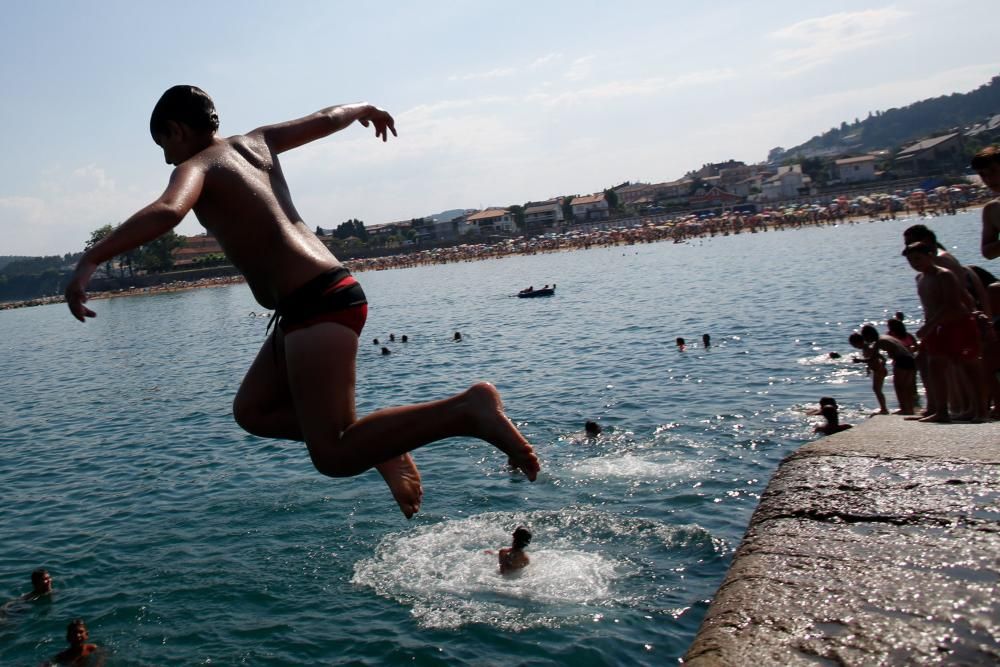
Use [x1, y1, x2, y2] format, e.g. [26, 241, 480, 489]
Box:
[65, 286, 97, 322]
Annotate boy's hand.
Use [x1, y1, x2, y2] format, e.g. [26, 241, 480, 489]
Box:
[358, 106, 397, 142]
[65, 281, 96, 322]
[65, 264, 98, 322]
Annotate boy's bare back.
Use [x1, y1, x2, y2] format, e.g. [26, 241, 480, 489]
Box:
[168, 132, 338, 308]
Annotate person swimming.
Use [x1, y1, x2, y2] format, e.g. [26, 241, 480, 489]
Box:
[498, 527, 532, 574]
[584, 420, 602, 438]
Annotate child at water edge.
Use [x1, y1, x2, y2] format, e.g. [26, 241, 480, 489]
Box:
[64, 86, 539, 519]
[848, 332, 889, 415]
[861, 324, 918, 415]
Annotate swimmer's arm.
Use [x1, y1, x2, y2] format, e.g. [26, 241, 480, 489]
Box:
[65, 164, 204, 322]
[256, 103, 397, 153]
[982, 201, 1000, 259]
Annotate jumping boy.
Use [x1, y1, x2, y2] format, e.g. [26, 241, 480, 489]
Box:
[64, 86, 539, 519]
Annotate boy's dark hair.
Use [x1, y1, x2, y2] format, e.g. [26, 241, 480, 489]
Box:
[819, 396, 837, 407]
[512, 526, 532, 549]
[971, 145, 1000, 171]
[860, 324, 879, 342]
[820, 405, 839, 421]
[150, 85, 219, 138]
[902, 241, 936, 257]
[848, 332, 865, 347]
[903, 224, 944, 250]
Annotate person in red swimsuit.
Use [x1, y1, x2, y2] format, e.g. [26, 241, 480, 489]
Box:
[64, 86, 539, 519]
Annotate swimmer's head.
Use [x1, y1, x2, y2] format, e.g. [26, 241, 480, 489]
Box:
[819, 396, 837, 408]
[150, 85, 219, 139]
[584, 420, 601, 437]
[676, 337, 685, 347]
[66, 619, 88, 646]
[512, 527, 532, 549]
[860, 324, 879, 343]
[820, 404, 839, 422]
[848, 332, 865, 349]
[31, 568, 52, 594]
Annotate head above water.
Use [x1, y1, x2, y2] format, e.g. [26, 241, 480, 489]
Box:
[512, 526, 532, 549]
[31, 568, 52, 594]
[584, 420, 602, 436]
[150, 85, 219, 139]
[819, 396, 837, 408]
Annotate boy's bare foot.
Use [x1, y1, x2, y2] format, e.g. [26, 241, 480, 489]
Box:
[918, 413, 951, 423]
[465, 382, 540, 481]
[376, 454, 423, 519]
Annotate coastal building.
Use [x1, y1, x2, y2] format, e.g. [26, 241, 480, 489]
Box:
[689, 186, 742, 209]
[835, 155, 877, 183]
[613, 183, 659, 206]
[466, 208, 516, 235]
[894, 133, 963, 176]
[172, 233, 224, 266]
[523, 199, 564, 233]
[761, 164, 811, 200]
[570, 193, 609, 221]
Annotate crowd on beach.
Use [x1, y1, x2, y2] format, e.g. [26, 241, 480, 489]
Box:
[0, 183, 991, 313]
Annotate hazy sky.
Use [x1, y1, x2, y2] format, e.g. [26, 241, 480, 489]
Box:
[2, 0, 998, 255]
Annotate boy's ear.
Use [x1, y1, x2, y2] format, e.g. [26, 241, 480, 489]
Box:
[165, 119, 186, 140]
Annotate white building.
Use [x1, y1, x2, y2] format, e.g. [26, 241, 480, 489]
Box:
[761, 164, 810, 200]
[465, 208, 516, 235]
[570, 193, 609, 221]
[523, 200, 564, 231]
[835, 155, 877, 183]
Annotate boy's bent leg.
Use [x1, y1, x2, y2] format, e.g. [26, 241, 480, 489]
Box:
[233, 329, 301, 439]
[234, 327, 423, 517]
[283, 322, 539, 480]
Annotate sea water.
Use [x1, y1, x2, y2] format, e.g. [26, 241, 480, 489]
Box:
[0, 212, 987, 665]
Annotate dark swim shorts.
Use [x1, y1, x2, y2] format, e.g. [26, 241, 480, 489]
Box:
[892, 354, 917, 371]
[271, 267, 368, 337]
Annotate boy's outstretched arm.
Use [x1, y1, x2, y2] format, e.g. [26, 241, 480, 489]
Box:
[65, 164, 204, 322]
[256, 103, 397, 154]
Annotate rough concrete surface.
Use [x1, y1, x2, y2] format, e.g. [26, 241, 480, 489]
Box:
[684, 417, 1000, 666]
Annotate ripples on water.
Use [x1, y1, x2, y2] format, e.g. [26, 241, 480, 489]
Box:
[0, 214, 984, 664]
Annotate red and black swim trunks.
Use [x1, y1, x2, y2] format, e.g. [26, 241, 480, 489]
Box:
[270, 267, 368, 337]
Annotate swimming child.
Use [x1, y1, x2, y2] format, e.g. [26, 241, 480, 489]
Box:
[498, 527, 532, 574]
[44, 619, 101, 667]
[814, 403, 853, 435]
[584, 420, 602, 438]
[676, 337, 686, 351]
[64, 86, 539, 520]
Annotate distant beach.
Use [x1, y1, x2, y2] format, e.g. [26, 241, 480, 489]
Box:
[1, 196, 986, 313]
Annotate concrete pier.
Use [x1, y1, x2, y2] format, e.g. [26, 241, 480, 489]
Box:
[684, 416, 999, 666]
